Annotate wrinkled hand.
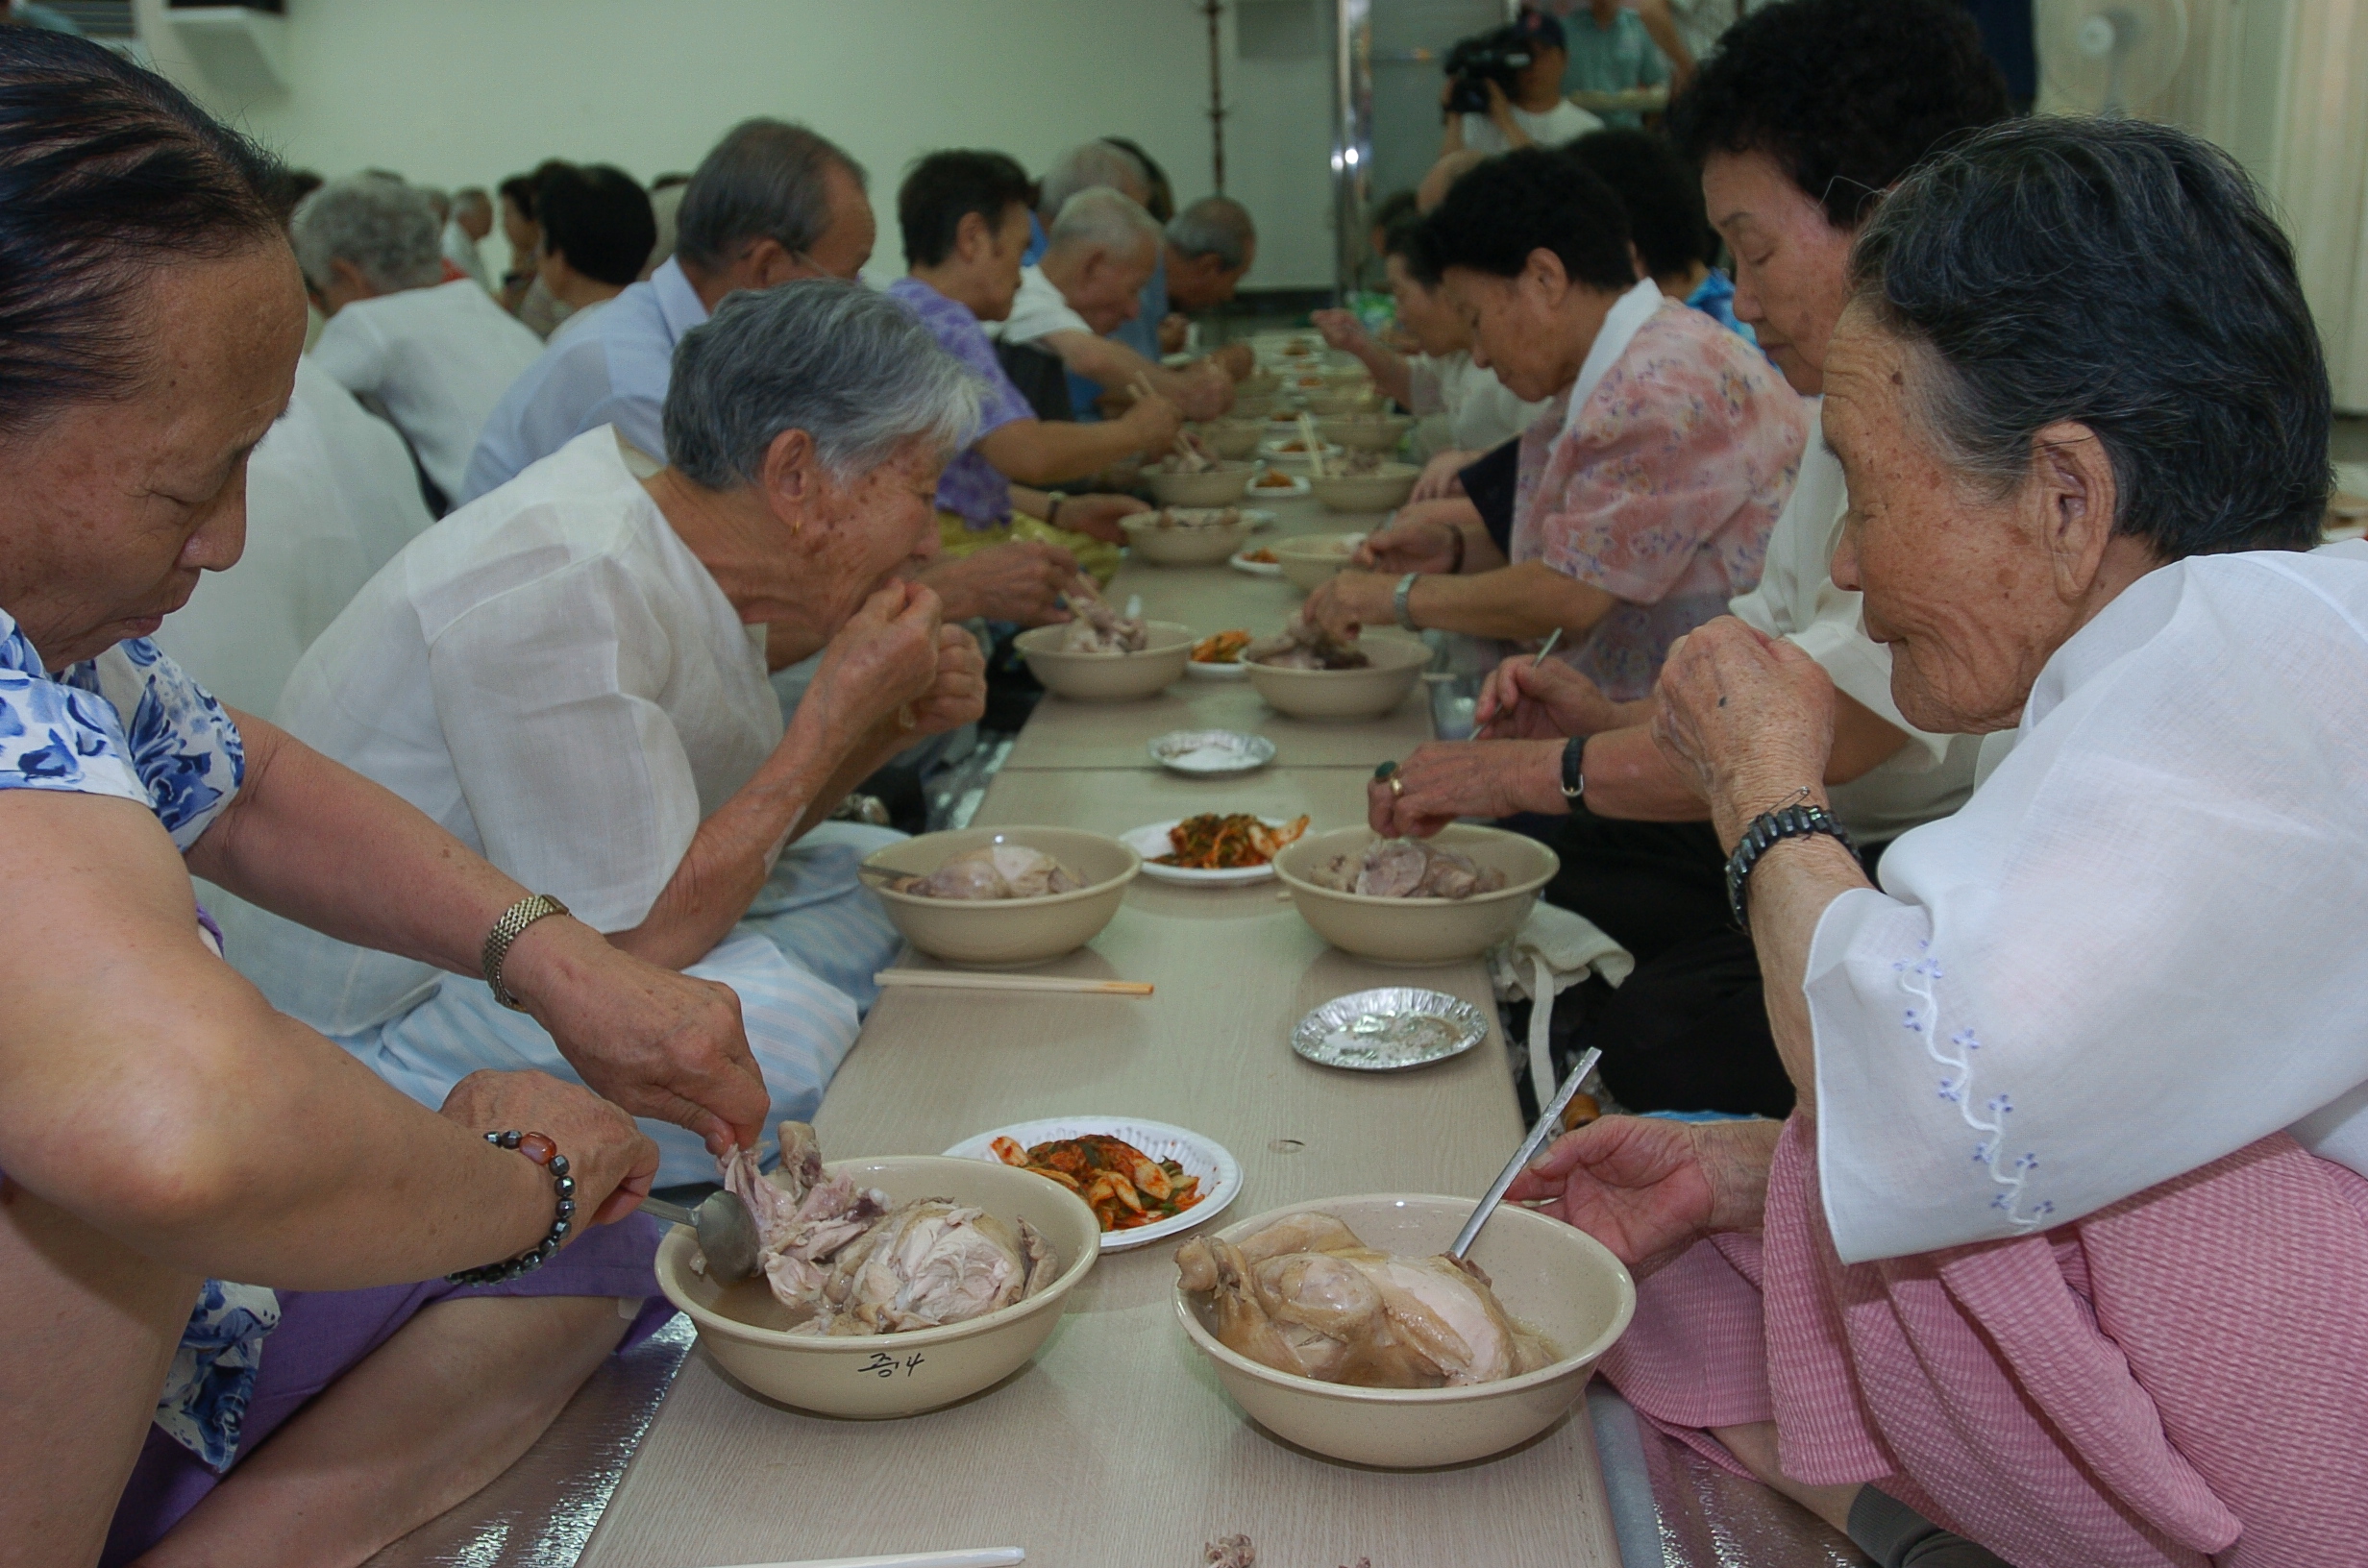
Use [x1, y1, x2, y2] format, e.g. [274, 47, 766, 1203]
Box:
[1311, 308, 1371, 356]
[1474, 654, 1618, 740]
[1158, 312, 1192, 355]
[1301, 569, 1389, 641]
[1174, 360, 1235, 421]
[1651, 617, 1836, 840]
[915, 540, 1079, 625]
[1352, 507, 1465, 575]
[1413, 449, 1479, 503]
[1506, 1115, 1781, 1279]
[1213, 342, 1255, 380]
[499, 919, 766, 1155]
[440, 1067, 662, 1228]
[1119, 386, 1186, 454]
[808, 580, 944, 738]
[1057, 491, 1151, 545]
[1367, 740, 1558, 837]
[904, 623, 987, 736]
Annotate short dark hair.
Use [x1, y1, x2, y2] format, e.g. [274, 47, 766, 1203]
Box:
[1369, 188, 1418, 242]
[536, 163, 656, 286]
[0, 29, 283, 437]
[898, 149, 1033, 269]
[675, 118, 867, 274]
[1414, 146, 1633, 293]
[1565, 129, 1713, 280]
[1854, 117, 2329, 558]
[1670, 0, 2010, 229]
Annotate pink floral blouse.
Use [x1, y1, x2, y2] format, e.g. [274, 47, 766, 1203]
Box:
[1510, 298, 1807, 699]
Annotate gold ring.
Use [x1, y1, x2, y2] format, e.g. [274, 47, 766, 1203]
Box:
[1389, 773, 1405, 798]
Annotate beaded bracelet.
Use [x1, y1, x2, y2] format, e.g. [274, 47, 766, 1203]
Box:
[447, 1129, 576, 1285]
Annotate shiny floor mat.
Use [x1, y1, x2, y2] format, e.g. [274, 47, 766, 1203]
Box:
[362, 1313, 694, 1568]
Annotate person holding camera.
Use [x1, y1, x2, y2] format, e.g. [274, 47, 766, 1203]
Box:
[1441, 9, 1602, 155]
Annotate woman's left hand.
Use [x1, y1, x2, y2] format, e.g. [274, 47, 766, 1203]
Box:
[1301, 570, 1394, 640]
[1367, 740, 1563, 837]
[903, 624, 988, 736]
[1055, 492, 1149, 545]
[1651, 617, 1837, 843]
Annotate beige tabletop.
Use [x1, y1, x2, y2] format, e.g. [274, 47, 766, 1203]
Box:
[578, 498, 1626, 1568]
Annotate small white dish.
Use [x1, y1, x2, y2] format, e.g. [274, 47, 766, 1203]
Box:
[1185, 656, 1250, 680]
[1246, 472, 1311, 499]
[1229, 549, 1284, 576]
[1121, 817, 1298, 886]
[944, 1116, 1242, 1252]
[1147, 728, 1276, 773]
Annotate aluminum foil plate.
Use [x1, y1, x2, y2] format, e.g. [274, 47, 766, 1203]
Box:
[1292, 987, 1489, 1071]
[1148, 728, 1275, 773]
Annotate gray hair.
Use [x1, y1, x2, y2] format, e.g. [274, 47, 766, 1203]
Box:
[675, 117, 867, 274]
[1851, 116, 2329, 559]
[1166, 195, 1255, 270]
[1047, 186, 1161, 261]
[1038, 140, 1147, 220]
[452, 185, 491, 219]
[290, 176, 444, 292]
[664, 279, 983, 490]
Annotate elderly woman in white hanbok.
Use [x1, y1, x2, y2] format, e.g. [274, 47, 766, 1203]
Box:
[1511, 120, 2368, 1567]
[235, 281, 986, 1181]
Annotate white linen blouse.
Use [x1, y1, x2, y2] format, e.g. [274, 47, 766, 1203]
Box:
[252, 428, 778, 1034]
[1806, 539, 2368, 1263]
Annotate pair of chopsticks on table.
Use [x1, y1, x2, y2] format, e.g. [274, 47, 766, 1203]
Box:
[874, 971, 1151, 998]
[708, 1550, 1024, 1568]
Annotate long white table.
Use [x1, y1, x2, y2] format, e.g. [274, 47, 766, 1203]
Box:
[573, 490, 1625, 1568]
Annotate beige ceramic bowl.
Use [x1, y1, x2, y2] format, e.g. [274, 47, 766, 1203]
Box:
[659, 1155, 1101, 1419]
[1271, 531, 1364, 593]
[1309, 463, 1420, 513]
[1147, 462, 1256, 507]
[1246, 632, 1429, 721]
[863, 826, 1141, 966]
[1318, 413, 1416, 453]
[1301, 388, 1379, 417]
[1189, 418, 1266, 459]
[1174, 1191, 1634, 1466]
[1273, 824, 1559, 964]
[1014, 619, 1195, 700]
[1258, 436, 1344, 473]
[1122, 512, 1258, 566]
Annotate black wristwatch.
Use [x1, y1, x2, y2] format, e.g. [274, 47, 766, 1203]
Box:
[1559, 736, 1586, 803]
[1724, 801, 1858, 926]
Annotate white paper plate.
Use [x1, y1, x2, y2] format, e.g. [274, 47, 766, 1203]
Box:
[943, 1117, 1242, 1251]
[1120, 817, 1303, 885]
[1245, 472, 1311, 499]
[1229, 549, 1284, 576]
[1185, 657, 1250, 679]
[1147, 729, 1276, 774]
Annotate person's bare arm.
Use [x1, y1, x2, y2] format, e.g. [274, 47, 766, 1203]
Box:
[183, 714, 768, 1152]
[0, 791, 654, 1290]
[1634, 0, 1696, 90]
[977, 394, 1181, 484]
[1311, 309, 1415, 406]
[1038, 330, 1232, 420]
[1307, 560, 1615, 644]
[607, 589, 952, 971]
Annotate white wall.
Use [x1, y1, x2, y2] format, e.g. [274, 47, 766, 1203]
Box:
[133, 0, 1342, 290]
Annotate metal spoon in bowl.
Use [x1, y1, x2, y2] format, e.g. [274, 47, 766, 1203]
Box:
[1447, 1046, 1602, 1262]
[640, 1189, 761, 1284]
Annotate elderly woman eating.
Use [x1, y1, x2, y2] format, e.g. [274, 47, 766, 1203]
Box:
[1301, 146, 1805, 700]
[236, 280, 985, 1184]
[1517, 118, 2368, 1566]
[0, 33, 767, 1568]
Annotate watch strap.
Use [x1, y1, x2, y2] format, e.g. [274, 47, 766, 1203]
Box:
[481, 894, 571, 1012]
[1560, 735, 1586, 800]
[1393, 572, 1421, 631]
[1724, 803, 1857, 927]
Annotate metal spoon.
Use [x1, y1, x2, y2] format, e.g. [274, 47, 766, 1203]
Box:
[1447, 1046, 1601, 1262]
[640, 1189, 761, 1283]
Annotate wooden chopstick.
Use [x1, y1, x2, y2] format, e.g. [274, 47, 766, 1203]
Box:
[873, 971, 1153, 997]
[1296, 410, 1328, 478]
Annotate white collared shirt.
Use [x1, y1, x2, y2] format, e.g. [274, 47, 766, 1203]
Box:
[308, 280, 547, 503]
[459, 256, 710, 503]
[1560, 277, 1666, 442]
[988, 263, 1092, 347]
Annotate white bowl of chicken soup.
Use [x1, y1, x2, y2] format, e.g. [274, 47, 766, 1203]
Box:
[863, 827, 1142, 967]
[1246, 630, 1430, 721]
[1272, 824, 1559, 965]
[1146, 460, 1257, 507]
[1014, 620, 1196, 700]
[658, 1154, 1102, 1419]
[1173, 1191, 1633, 1466]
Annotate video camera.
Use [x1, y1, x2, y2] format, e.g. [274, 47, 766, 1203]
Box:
[1442, 24, 1535, 117]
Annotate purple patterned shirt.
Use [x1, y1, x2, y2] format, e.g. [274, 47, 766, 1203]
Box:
[886, 276, 1035, 529]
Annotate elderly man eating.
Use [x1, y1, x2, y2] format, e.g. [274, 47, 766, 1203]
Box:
[239, 282, 985, 1183]
[1153, 195, 1259, 362]
[1517, 117, 2368, 1567]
